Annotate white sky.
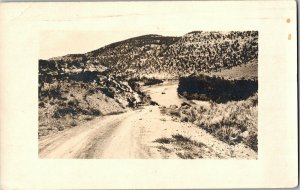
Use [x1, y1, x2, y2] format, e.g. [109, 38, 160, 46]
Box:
[39, 31, 186, 60]
[33, 1, 262, 60]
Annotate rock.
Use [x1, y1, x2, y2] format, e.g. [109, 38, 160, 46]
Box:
[150, 101, 159, 106]
[181, 116, 188, 122]
[240, 131, 249, 138]
[169, 105, 178, 109]
[181, 102, 191, 108]
[181, 105, 190, 110]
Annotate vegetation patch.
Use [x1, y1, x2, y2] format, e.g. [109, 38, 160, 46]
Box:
[154, 134, 209, 159]
[178, 74, 257, 103]
[143, 77, 163, 86]
[163, 94, 258, 151]
[154, 137, 173, 144]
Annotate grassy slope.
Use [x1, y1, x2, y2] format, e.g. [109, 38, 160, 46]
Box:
[38, 82, 125, 137]
[210, 59, 258, 80]
[163, 94, 258, 151]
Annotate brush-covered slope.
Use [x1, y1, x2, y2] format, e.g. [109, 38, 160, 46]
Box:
[43, 31, 258, 79]
[163, 31, 258, 75]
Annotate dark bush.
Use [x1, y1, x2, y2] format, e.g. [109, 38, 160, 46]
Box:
[69, 71, 100, 83]
[67, 99, 79, 106]
[39, 102, 45, 108]
[127, 97, 136, 108]
[128, 79, 141, 92]
[154, 137, 173, 144]
[169, 109, 181, 117]
[150, 101, 159, 106]
[143, 78, 163, 86]
[177, 74, 258, 103]
[100, 87, 114, 98]
[53, 107, 78, 118]
[244, 132, 258, 151]
[41, 88, 62, 100]
[172, 134, 191, 143]
[89, 108, 101, 116]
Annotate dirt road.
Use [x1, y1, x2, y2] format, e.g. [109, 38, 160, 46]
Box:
[39, 105, 257, 159]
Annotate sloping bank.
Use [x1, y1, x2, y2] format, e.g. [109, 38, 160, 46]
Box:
[161, 75, 258, 151]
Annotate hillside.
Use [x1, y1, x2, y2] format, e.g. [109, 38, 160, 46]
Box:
[210, 58, 258, 80]
[163, 31, 258, 75]
[42, 31, 258, 79]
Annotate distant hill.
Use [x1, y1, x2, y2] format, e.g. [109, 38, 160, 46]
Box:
[40, 31, 258, 79]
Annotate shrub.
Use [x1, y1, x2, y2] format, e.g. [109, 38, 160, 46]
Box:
[172, 134, 191, 143]
[42, 87, 62, 100]
[168, 109, 181, 117]
[69, 71, 100, 83]
[160, 107, 167, 114]
[100, 87, 114, 98]
[178, 74, 258, 103]
[176, 152, 194, 159]
[150, 101, 159, 106]
[154, 134, 207, 159]
[180, 115, 189, 122]
[70, 120, 77, 127]
[143, 78, 163, 86]
[154, 137, 173, 144]
[39, 102, 45, 108]
[244, 131, 258, 151]
[89, 108, 101, 116]
[53, 107, 78, 118]
[67, 99, 79, 106]
[215, 126, 242, 145]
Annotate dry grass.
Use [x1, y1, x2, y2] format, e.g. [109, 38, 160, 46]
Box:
[163, 94, 258, 151]
[211, 59, 258, 80]
[38, 82, 124, 137]
[154, 137, 173, 144]
[154, 133, 209, 159]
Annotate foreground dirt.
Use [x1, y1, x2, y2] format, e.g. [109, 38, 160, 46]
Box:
[39, 106, 257, 159]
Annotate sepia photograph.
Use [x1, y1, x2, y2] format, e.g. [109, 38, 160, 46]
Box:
[38, 31, 258, 159]
[1, 1, 297, 189]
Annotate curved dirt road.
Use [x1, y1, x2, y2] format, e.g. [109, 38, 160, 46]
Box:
[39, 110, 142, 159]
[39, 105, 257, 159]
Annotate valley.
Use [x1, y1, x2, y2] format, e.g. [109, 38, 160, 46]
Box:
[39, 31, 258, 159]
